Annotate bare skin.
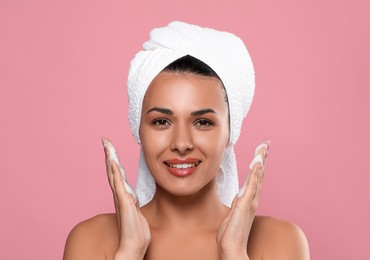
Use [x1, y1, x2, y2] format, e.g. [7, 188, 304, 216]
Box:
[63, 73, 310, 260]
[63, 214, 309, 260]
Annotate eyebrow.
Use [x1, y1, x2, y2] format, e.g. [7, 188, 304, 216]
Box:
[146, 107, 216, 117]
[146, 107, 173, 115]
[190, 108, 216, 116]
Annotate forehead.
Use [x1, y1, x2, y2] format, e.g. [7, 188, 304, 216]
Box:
[142, 72, 227, 111]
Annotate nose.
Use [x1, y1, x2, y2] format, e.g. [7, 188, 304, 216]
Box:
[170, 124, 194, 154]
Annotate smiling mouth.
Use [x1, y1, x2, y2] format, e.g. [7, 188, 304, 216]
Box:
[164, 161, 201, 169]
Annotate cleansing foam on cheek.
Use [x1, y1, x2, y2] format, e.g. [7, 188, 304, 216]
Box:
[102, 138, 138, 202]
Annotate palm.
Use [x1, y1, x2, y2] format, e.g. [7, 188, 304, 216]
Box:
[103, 138, 151, 258]
[216, 142, 269, 259]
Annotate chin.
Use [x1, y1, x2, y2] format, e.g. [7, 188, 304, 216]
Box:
[156, 178, 215, 199]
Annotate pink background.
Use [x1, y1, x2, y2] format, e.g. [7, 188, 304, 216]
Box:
[1, 0, 369, 259]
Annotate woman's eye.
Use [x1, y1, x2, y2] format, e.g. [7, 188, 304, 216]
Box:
[194, 119, 214, 129]
[150, 118, 171, 128]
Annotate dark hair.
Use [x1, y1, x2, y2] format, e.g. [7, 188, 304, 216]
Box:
[162, 55, 220, 78]
[161, 55, 228, 103]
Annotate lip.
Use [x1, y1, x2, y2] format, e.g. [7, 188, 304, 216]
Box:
[165, 158, 200, 164]
[164, 158, 201, 177]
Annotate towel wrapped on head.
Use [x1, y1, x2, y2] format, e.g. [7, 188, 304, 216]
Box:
[127, 21, 255, 207]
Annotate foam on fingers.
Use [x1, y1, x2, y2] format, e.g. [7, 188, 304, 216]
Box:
[102, 138, 138, 202]
[237, 141, 270, 198]
[249, 154, 263, 171]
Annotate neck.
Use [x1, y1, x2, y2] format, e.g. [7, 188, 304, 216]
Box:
[141, 179, 229, 232]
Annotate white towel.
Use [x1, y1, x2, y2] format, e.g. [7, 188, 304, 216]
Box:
[127, 21, 255, 206]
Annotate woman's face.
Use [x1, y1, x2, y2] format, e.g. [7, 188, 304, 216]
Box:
[139, 72, 229, 197]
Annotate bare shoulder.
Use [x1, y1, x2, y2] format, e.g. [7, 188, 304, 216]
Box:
[249, 216, 310, 260]
[63, 213, 118, 260]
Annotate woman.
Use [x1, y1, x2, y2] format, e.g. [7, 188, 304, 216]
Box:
[63, 21, 310, 260]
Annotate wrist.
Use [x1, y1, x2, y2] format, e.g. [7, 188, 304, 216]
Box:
[114, 250, 145, 260]
[220, 251, 249, 260]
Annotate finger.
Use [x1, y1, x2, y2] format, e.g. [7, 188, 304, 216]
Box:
[249, 154, 263, 171]
[102, 140, 126, 219]
[108, 160, 120, 203]
[115, 162, 138, 204]
[254, 146, 265, 194]
[103, 149, 113, 173]
[252, 142, 271, 208]
[236, 159, 260, 199]
[242, 142, 267, 199]
[102, 137, 124, 177]
[102, 139, 126, 235]
[250, 147, 267, 202]
[102, 139, 115, 191]
[107, 159, 122, 233]
[255, 140, 270, 156]
[241, 141, 269, 198]
[102, 138, 138, 203]
[243, 162, 261, 201]
[252, 164, 264, 206]
[111, 159, 136, 236]
[255, 141, 270, 194]
[111, 160, 130, 197]
[112, 188, 122, 234]
[249, 141, 270, 170]
[120, 167, 138, 204]
[262, 140, 270, 166]
[102, 138, 123, 175]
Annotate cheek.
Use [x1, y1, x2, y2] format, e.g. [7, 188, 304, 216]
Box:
[140, 126, 170, 157]
[194, 127, 229, 159]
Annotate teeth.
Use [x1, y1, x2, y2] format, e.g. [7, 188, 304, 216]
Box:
[167, 162, 200, 168]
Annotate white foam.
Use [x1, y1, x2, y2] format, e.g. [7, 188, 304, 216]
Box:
[103, 139, 138, 202]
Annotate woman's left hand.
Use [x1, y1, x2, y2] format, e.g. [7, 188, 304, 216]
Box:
[216, 141, 270, 260]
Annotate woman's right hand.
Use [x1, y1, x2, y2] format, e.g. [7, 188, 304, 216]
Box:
[102, 138, 151, 260]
